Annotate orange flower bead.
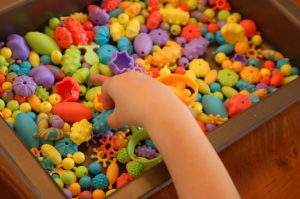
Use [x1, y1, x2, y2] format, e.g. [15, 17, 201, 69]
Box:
[240, 66, 261, 83]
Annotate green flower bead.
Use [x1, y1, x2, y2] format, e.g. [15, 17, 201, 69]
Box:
[127, 161, 144, 177]
[117, 148, 131, 164]
[35, 86, 49, 101]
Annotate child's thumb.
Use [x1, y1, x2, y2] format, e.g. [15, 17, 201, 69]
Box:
[107, 110, 123, 129]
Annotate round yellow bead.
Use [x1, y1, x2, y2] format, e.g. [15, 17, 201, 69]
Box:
[118, 13, 130, 25]
[281, 64, 292, 76]
[215, 52, 227, 64]
[1, 47, 12, 59]
[260, 68, 271, 76]
[49, 94, 61, 105]
[62, 157, 75, 170]
[19, 102, 32, 113]
[2, 81, 12, 91]
[39, 101, 52, 113]
[0, 66, 8, 75]
[159, 66, 171, 76]
[251, 35, 263, 46]
[71, 152, 85, 164]
[29, 51, 40, 67]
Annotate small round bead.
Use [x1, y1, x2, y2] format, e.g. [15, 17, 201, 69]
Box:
[19, 102, 32, 112]
[39, 101, 52, 113]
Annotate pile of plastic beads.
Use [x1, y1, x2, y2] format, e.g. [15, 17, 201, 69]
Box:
[0, 0, 299, 198]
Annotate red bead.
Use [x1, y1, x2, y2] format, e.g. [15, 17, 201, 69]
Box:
[0, 74, 5, 85]
[270, 71, 284, 87]
[15, 95, 27, 104]
[263, 60, 275, 71]
[150, 68, 160, 78]
[240, 19, 257, 38]
[175, 66, 186, 75]
[83, 20, 93, 31]
[181, 24, 202, 42]
[206, 23, 218, 34]
[260, 75, 271, 85]
[0, 87, 3, 97]
[177, 3, 189, 11]
[86, 30, 95, 43]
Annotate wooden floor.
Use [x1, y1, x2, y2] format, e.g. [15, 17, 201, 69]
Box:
[151, 100, 300, 199]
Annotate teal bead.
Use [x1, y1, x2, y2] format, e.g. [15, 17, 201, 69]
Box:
[97, 44, 118, 65]
[202, 95, 228, 118]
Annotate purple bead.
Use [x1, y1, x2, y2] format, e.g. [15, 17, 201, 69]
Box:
[109, 51, 137, 74]
[178, 57, 190, 68]
[13, 75, 37, 97]
[6, 34, 30, 61]
[63, 189, 72, 199]
[30, 65, 55, 90]
[133, 33, 153, 57]
[256, 83, 268, 90]
[217, 21, 226, 28]
[206, 123, 216, 132]
[183, 37, 209, 60]
[232, 54, 248, 65]
[135, 145, 159, 159]
[176, 37, 187, 47]
[82, 62, 91, 69]
[131, 54, 140, 60]
[140, 25, 149, 33]
[89, 8, 109, 25]
[149, 28, 169, 46]
[49, 115, 64, 129]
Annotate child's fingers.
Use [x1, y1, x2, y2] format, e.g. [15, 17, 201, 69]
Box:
[101, 78, 115, 110]
[107, 109, 123, 129]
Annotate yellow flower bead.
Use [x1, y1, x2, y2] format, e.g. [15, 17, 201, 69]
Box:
[39, 101, 52, 113]
[49, 94, 61, 105]
[2, 81, 12, 91]
[1, 108, 12, 119]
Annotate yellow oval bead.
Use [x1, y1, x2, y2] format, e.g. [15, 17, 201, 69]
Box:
[29, 51, 40, 67]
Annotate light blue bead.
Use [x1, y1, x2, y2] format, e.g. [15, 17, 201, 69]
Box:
[40, 55, 51, 64]
[276, 59, 289, 68]
[95, 26, 110, 46]
[210, 82, 221, 92]
[88, 162, 102, 176]
[248, 58, 259, 67]
[79, 176, 92, 189]
[109, 8, 123, 18]
[117, 37, 133, 55]
[97, 45, 118, 65]
[205, 32, 215, 44]
[291, 67, 299, 75]
[216, 31, 226, 45]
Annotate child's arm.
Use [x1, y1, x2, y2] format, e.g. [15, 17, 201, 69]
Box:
[102, 71, 240, 198]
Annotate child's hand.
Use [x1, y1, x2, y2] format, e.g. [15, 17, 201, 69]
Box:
[101, 71, 179, 128]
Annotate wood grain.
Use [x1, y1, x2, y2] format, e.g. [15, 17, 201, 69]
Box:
[151, 100, 300, 199]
